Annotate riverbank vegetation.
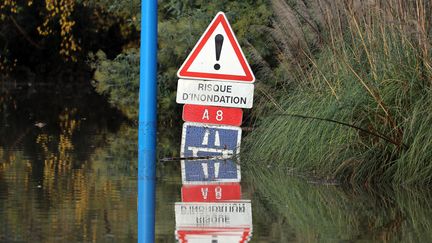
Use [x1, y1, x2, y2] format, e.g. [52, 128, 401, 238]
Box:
[91, 1, 272, 125]
[90, 1, 272, 158]
[89, 0, 432, 185]
[243, 0, 432, 185]
[3, 0, 431, 185]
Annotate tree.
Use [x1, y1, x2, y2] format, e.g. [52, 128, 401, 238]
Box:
[0, 0, 137, 77]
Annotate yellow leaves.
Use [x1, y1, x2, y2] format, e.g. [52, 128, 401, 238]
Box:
[0, 0, 33, 22]
[37, 0, 80, 61]
[37, 18, 53, 36]
[0, 0, 16, 9]
[0, 0, 18, 16]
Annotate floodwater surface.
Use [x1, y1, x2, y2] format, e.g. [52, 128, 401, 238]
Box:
[0, 83, 136, 242]
[1, 83, 432, 242]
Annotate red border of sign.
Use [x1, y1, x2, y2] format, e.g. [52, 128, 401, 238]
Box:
[177, 12, 255, 83]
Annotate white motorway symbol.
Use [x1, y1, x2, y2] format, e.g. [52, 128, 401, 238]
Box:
[188, 129, 233, 179]
[180, 123, 241, 183]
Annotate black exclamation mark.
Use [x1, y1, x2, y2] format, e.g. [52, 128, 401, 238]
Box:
[214, 34, 224, 70]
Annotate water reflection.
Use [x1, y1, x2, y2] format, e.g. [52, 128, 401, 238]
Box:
[4, 83, 432, 242]
[175, 201, 252, 242]
[175, 122, 253, 242]
[245, 167, 432, 242]
[0, 83, 136, 242]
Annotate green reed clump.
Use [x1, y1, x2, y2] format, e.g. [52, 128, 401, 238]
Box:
[244, 0, 432, 185]
[391, 97, 432, 185]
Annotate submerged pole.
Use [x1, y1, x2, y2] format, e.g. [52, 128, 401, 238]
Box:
[138, 0, 157, 242]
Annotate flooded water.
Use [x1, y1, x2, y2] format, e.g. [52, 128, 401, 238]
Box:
[0, 83, 136, 242]
[2, 83, 432, 242]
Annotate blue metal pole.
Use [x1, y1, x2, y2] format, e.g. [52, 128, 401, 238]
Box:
[138, 0, 157, 242]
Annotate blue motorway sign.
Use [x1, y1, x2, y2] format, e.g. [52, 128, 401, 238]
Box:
[181, 122, 242, 184]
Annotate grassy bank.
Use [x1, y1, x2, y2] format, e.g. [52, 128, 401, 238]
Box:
[244, 0, 432, 185]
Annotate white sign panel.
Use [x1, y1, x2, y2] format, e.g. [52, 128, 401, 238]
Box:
[175, 201, 252, 228]
[176, 79, 254, 108]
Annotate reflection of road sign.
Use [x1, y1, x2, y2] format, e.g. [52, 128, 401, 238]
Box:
[177, 12, 255, 83]
[181, 122, 241, 184]
[175, 201, 252, 228]
[183, 105, 243, 126]
[176, 79, 254, 108]
[176, 228, 252, 243]
[182, 184, 242, 202]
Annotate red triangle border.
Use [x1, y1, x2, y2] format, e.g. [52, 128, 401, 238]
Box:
[178, 13, 255, 82]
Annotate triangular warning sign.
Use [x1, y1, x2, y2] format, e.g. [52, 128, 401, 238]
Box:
[177, 12, 255, 83]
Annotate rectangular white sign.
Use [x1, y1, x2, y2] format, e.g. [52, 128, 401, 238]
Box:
[175, 201, 252, 228]
[176, 79, 254, 108]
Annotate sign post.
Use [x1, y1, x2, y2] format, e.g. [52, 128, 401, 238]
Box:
[175, 12, 255, 242]
[138, 1, 158, 242]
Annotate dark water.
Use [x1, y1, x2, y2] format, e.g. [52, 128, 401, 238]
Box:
[0, 83, 136, 242]
[2, 83, 432, 242]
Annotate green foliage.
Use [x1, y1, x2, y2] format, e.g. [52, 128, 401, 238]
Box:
[157, 0, 272, 126]
[91, 1, 274, 155]
[79, 0, 140, 29]
[90, 48, 180, 157]
[244, 0, 432, 185]
[90, 0, 432, 185]
[244, 91, 358, 178]
[91, 49, 139, 120]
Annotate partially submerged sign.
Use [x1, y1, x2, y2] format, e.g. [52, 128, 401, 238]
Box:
[181, 122, 241, 184]
[176, 79, 254, 109]
[181, 183, 242, 202]
[183, 104, 243, 126]
[175, 201, 252, 228]
[174, 11, 254, 243]
[177, 12, 255, 83]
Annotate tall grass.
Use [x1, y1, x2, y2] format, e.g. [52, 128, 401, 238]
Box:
[244, 0, 432, 185]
